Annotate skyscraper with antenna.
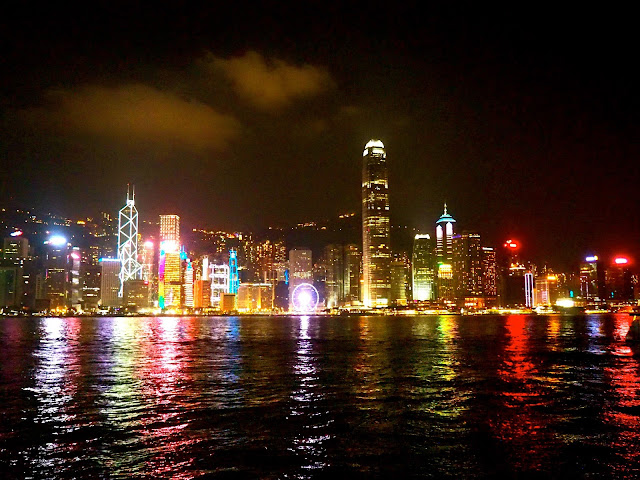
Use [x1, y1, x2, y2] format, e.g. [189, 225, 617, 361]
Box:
[117, 185, 142, 297]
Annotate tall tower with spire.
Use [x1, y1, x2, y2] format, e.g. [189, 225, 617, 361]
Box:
[362, 139, 391, 308]
[117, 185, 142, 297]
[435, 203, 456, 305]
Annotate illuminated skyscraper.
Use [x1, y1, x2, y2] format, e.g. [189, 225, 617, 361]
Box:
[412, 234, 435, 301]
[453, 232, 483, 305]
[481, 247, 497, 305]
[159, 215, 180, 244]
[362, 139, 391, 308]
[158, 240, 182, 309]
[100, 258, 121, 308]
[435, 204, 456, 304]
[579, 255, 605, 301]
[117, 186, 142, 297]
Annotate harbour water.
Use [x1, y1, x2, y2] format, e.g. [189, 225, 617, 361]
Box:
[1, 314, 640, 478]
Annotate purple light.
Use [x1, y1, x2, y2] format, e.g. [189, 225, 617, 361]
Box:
[292, 283, 319, 313]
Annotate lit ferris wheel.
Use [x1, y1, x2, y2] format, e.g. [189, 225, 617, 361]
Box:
[291, 283, 319, 313]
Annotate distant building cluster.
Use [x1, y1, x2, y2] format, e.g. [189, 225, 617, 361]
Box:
[0, 140, 637, 315]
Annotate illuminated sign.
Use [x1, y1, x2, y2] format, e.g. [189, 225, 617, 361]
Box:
[10, 231, 23, 237]
[614, 257, 629, 265]
[585, 256, 598, 262]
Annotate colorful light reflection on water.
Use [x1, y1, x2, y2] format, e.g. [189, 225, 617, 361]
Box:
[1, 314, 640, 478]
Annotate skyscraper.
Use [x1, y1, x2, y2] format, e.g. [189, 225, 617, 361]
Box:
[117, 186, 142, 297]
[453, 232, 483, 304]
[412, 234, 435, 301]
[435, 204, 456, 304]
[159, 215, 180, 244]
[362, 139, 391, 308]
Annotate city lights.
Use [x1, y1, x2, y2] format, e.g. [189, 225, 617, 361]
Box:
[614, 257, 629, 265]
[45, 235, 67, 246]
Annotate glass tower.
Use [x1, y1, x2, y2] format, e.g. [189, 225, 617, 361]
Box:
[362, 139, 391, 308]
[412, 234, 435, 301]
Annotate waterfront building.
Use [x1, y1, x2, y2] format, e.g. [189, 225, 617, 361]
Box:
[362, 139, 391, 308]
[194, 279, 212, 309]
[237, 283, 274, 312]
[579, 255, 606, 301]
[324, 244, 344, 308]
[158, 240, 182, 309]
[210, 263, 230, 308]
[123, 279, 149, 309]
[435, 205, 456, 305]
[453, 232, 483, 307]
[534, 274, 559, 307]
[221, 293, 237, 313]
[44, 236, 69, 311]
[344, 244, 361, 305]
[117, 186, 142, 298]
[100, 258, 121, 308]
[412, 234, 435, 301]
[481, 247, 497, 305]
[184, 258, 194, 307]
[606, 257, 634, 301]
[289, 248, 312, 311]
[390, 256, 409, 306]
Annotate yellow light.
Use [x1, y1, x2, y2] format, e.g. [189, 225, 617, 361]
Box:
[547, 275, 557, 281]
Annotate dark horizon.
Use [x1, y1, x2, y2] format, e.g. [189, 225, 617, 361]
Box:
[1, 3, 638, 269]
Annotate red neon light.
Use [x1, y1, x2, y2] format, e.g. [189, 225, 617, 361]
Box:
[614, 257, 629, 265]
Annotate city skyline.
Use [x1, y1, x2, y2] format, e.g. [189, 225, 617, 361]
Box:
[1, 4, 637, 268]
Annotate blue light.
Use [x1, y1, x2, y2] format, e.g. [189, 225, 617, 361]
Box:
[229, 249, 239, 294]
[284, 269, 289, 285]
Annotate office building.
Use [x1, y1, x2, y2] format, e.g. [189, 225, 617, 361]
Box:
[362, 139, 391, 307]
[435, 205, 456, 304]
[100, 258, 121, 308]
[412, 234, 435, 301]
[159, 215, 180, 244]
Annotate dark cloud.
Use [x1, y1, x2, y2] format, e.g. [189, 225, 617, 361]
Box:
[20, 84, 240, 151]
[205, 51, 333, 109]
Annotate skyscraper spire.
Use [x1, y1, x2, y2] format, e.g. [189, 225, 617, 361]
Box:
[443, 202, 447, 215]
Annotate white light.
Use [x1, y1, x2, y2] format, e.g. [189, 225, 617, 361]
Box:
[365, 139, 384, 149]
[556, 298, 575, 308]
[47, 235, 67, 246]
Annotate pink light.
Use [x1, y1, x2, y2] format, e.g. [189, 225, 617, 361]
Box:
[144, 240, 154, 248]
[70, 253, 80, 260]
[614, 257, 629, 265]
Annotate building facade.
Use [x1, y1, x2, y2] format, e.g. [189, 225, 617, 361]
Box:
[362, 139, 391, 308]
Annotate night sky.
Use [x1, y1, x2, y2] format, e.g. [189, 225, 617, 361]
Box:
[1, 3, 638, 267]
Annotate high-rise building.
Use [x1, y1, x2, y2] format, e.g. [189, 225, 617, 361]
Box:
[324, 244, 344, 308]
[289, 248, 312, 311]
[579, 255, 605, 301]
[44, 235, 69, 311]
[453, 232, 483, 306]
[362, 139, 391, 308]
[606, 257, 634, 301]
[158, 240, 182, 309]
[390, 255, 410, 306]
[210, 263, 230, 308]
[412, 234, 435, 301]
[117, 186, 142, 297]
[344, 244, 361, 305]
[481, 247, 497, 305]
[100, 258, 121, 308]
[159, 215, 180, 244]
[435, 205, 456, 304]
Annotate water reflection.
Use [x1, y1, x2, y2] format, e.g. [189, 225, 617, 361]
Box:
[287, 316, 331, 476]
